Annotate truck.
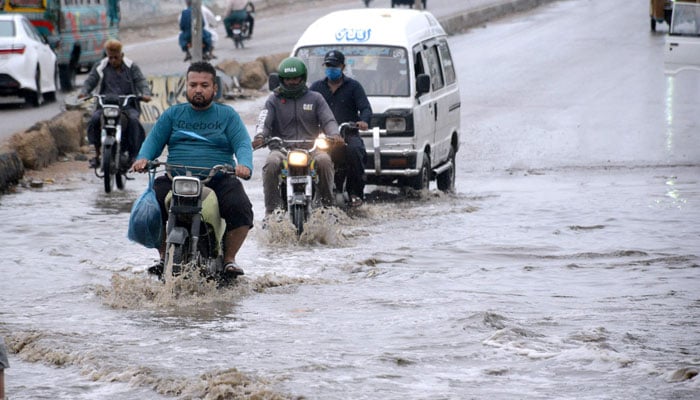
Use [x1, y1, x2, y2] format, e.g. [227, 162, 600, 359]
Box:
[1, 0, 120, 91]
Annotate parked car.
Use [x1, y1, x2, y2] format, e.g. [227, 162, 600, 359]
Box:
[392, 0, 427, 8]
[1, 0, 119, 91]
[664, 0, 700, 74]
[0, 14, 57, 106]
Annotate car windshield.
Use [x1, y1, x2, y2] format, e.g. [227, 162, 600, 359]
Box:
[295, 45, 410, 97]
[670, 2, 700, 36]
[0, 20, 14, 37]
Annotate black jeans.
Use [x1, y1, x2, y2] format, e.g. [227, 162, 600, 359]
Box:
[331, 134, 367, 199]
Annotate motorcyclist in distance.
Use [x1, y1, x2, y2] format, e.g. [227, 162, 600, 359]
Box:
[224, 0, 255, 39]
[78, 39, 152, 169]
[252, 57, 341, 215]
[179, 0, 214, 61]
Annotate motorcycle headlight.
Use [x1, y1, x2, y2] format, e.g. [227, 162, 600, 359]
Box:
[172, 176, 201, 197]
[386, 117, 406, 133]
[103, 107, 120, 118]
[288, 150, 309, 167]
[314, 136, 330, 150]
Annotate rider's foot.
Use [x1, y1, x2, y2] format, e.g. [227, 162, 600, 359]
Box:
[224, 262, 245, 277]
[88, 157, 100, 168]
[148, 259, 164, 276]
[350, 195, 363, 208]
[184, 52, 192, 62]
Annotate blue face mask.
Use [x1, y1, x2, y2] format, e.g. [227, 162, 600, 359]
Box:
[325, 67, 342, 81]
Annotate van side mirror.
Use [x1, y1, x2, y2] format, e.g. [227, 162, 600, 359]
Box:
[268, 73, 280, 91]
[416, 74, 430, 96]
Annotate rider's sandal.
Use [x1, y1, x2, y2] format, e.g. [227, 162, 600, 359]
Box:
[148, 259, 164, 276]
[350, 195, 363, 208]
[88, 157, 100, 168]
[224, 262, 245, 277]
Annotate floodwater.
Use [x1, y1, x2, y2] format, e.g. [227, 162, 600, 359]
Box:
[1, 0, 699, 399]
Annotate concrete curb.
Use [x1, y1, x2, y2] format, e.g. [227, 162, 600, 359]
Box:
[0, 0, 559, 193]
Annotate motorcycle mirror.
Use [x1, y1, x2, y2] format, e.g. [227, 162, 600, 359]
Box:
[268, 73, 280, 91]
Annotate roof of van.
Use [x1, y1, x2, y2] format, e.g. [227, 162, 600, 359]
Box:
[293, 8, 447, 50]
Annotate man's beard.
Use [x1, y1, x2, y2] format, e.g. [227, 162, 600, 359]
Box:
[187, 92, 214, 109]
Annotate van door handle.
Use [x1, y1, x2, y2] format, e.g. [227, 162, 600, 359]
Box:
[434, 103, 438, 121]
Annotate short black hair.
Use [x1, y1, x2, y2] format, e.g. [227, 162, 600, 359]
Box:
[187, 61, 217, 82]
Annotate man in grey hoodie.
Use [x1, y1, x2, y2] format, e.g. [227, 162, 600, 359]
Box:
[252, 57, 341, 215]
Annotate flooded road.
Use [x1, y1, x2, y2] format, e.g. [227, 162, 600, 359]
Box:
[1, 0, 699, 399]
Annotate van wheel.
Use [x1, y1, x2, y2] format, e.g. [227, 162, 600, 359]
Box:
[407, 153, 430, 191]
[437, 146, 456, 192]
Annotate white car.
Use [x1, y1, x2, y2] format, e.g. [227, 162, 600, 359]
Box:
[664, 1, 700, 74]
[0, 14, 58, 106]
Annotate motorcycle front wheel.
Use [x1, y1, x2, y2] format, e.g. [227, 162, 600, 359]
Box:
[163, 242, 186, 283]
[291, 204, 305, 236]
[102, 147, 115, 193]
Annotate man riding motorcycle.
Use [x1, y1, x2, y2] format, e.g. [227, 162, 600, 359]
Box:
[179, 0, 214, 61]
[224, 0, 255, 39]
[252, 57, 341, 215]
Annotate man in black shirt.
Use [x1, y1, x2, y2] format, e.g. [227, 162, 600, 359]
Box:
[309, 50, 372, 207]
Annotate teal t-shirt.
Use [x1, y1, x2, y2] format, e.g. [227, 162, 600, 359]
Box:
[137, 102, 253, 175]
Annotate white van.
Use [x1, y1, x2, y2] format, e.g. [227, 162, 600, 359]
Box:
[291, 8, 461, 191]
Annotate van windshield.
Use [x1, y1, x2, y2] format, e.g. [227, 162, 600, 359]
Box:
[670, 3, 700, 36]
[295, 45, 410, 97]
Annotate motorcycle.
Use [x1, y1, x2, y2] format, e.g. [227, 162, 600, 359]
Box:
[226, 15, 252, 49]
[85, 94, 142, 193]
[258, 134, 346, 235]
[146, 161, 244, 285]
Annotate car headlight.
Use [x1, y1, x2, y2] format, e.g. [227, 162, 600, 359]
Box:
[172, 176, 201, 197]
[288, 150, 309, 167]
[386, 117, 406, 133]
[103, 107, 120, 118]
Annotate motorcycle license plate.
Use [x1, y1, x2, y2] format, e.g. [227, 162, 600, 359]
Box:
[289, 176, 308, 184]
[233, 29, 242, 34]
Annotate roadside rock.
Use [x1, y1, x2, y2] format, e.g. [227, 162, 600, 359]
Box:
[240, 60, 268, 90]
[47, 110, 87, 154]
[10, 122, 59, 170]
[0, 152, 24, 193]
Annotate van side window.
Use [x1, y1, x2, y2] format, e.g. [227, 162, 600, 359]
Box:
[425, 45, 444, 91]
[438, 40, 456, 85]
[413, 46, 426, 78]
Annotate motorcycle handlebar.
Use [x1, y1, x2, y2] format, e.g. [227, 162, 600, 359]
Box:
[146, 161, 249, 181]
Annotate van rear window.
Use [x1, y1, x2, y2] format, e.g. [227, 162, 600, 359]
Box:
[296, 45, 410, 97]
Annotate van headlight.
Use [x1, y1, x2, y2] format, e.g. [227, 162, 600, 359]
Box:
[288, 150, 309, 167]
[172, 176, 201, 197]
[386, 117, 406, 132]
[103, 107, 120, 118]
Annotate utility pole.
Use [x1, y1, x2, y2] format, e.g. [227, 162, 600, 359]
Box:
[414, 0, 424, 10]
[191, 0, 203, 62]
